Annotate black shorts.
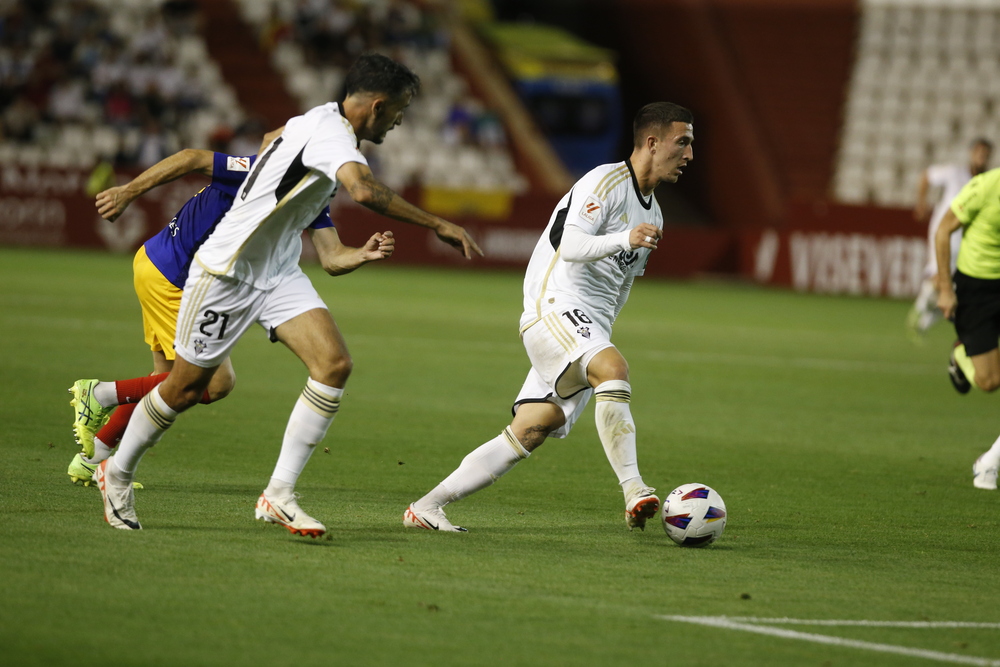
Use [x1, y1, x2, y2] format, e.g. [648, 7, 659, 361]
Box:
[954, 270, 1000, 356]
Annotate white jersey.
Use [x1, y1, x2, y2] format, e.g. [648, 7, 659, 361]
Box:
[195, 102, 368, 290]
[519, 160, 663, 333]
[925, 163, 972, 276]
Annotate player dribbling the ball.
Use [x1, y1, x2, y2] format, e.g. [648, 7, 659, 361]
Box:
[404, 103, 694, 532]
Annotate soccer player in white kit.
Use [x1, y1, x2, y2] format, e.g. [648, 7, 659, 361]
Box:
[907, 138, 992, 337]
[95, 54, 482, 534]
[404, 103, 694, 532]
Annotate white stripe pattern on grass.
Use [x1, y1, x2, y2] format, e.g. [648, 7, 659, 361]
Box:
[657, 616, 1000, 666]
[722, 618, 1000, 629]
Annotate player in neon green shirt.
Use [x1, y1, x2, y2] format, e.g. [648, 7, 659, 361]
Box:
[936, 166, 1000, 490]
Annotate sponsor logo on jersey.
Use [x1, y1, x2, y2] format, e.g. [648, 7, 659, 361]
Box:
[611, 249, 639, 272]
[227, 156, 251, 172]
[579, 195, 602, 223]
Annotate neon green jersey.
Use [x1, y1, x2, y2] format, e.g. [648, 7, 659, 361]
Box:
[953, 167, 1000, 279]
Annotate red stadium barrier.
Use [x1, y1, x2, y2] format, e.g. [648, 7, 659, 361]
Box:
[738, 202, 927, 298]
[0, 165, 208, 252]
[1, 165, 737, 280]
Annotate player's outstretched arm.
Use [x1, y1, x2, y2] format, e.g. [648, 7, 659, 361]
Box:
[935, 209, 962, 319]
[308, 226, 395, 276]
[96, 149, 215, 222]
[337, 161, 483, 259]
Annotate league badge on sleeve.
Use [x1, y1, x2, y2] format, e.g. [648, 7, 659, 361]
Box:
[227, 156, 251, 172]
[579, 195, 602, 223]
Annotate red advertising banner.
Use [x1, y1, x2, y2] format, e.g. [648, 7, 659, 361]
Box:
[738, 202, 928, 298]
[0, 165, 737, 281]
[0, 164, 209, 253]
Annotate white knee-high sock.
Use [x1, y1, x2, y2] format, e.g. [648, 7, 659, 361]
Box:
[594, 380, 644, 499]
[414, 427, 529, 510]
[113, 385, 177, 477]
[265, 379, 342, 497]
[981, 433, 1000, 468]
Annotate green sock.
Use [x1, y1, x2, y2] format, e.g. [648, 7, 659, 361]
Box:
[955, 344, 978, 389]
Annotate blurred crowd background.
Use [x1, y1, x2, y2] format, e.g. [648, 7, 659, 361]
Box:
[3, 0, 1000, 294]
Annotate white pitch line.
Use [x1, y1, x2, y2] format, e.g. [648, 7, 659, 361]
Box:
[722, 617, 1000, 629]
[657, 616, 1000, 666]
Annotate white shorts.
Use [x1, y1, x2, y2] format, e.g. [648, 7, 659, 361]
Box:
[513, 306, 614, 438]
[174, 263, 327, 367]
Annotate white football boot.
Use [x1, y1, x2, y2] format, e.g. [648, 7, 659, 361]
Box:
[973, 456, 999, 490]
[625, 487, 660, 531]
[255, 492, 326, 538]
[403, 504, 467, 532]
[95, 459, 141, 530]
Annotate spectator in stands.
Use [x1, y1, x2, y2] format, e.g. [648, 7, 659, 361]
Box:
[46, 74, 87, 122]
[134, 118, 176, 168]
[0, 0, 217, 168]
[228, 118, 268, 157]
[2, 93, 37, 142]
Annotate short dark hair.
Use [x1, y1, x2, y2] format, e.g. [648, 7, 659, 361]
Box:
[972, 137, 994, 151]
[344, 53, 420, 100]
[632, 102, 694, 147]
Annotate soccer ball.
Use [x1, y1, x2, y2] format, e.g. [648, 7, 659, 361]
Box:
[661, 483, 727, 547]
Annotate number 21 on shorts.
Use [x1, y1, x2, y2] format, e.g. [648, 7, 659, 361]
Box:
[199, 309, 231, 339]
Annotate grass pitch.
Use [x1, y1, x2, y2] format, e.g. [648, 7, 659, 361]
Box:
[2, 247, 999, 666]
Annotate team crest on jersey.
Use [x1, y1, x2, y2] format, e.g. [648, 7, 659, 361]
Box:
[193, 338, 207, 355]
[227, 156, 251, 172]
[579, 194, 602, 223]
[577, 326, 591, 339]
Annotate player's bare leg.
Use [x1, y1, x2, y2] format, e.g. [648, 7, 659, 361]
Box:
[255, 308, 350, 538]
[405, 402, 563, 532]
[952, 345, 1000, 393]
[969, 349, 1000, 392]
[97, 358, 218, 529]
[70, 353, 235, 487]
[586, 347, 659, 530]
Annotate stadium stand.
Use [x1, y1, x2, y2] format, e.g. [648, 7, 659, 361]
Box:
[0, 0, 248, 169]
[834, 0, 1000, 208]
[234, 0, 527, 193]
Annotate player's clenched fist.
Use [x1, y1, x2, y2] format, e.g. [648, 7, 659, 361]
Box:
[96, 186, 136, 222]
[629, 223, 662, 250]
[366, 231, 395, 261]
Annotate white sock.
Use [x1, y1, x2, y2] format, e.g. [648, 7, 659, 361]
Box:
[81, 437, 113, 464]
[594, 380, 644, 499]
[913, 279, 941, 332]
[93, 381, 118, 408]
[981, 434, 1000, 468]
[414, 427, 529, 510]
[265, 379, 341, 497]
[113, 385, 177, 477]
